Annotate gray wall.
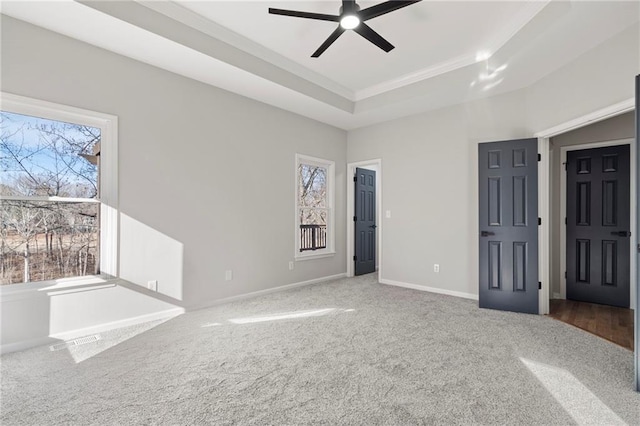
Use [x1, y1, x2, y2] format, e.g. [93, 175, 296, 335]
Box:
[549, 112, 635, 296]
[1, 16, 347, 348]
[1, 12, 638, 349]
[348, 24, 638, 299]
[526, 24, 639, 132]
[349, 91, 530, 297]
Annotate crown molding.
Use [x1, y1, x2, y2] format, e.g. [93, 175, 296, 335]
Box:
[353, 0, 551, 101]
[4, 0, 584, 132]
[1, 1, 355, 128]
[138, 0, 356, 101]
[353, 52, 476, 101]
[138, 0, 551, 103]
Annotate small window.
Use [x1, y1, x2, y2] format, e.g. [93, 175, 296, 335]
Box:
[295, 154, 335, 259]
[0, 94, 117, 287]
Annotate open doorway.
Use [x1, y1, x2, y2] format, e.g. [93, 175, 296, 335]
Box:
[346, 159, 382, 278]
[544, 111, 636, 350]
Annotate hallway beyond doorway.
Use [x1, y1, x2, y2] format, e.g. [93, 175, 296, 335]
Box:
[549, 299, 634, 350]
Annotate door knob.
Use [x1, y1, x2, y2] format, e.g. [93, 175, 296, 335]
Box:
[369, 225, 377, 229]
[610, 231, 631, 237]
[480, 231, 495, 237]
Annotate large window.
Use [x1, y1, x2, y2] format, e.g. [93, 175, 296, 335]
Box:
[295, 154, 335, 259]
[0, 93, 117, 287]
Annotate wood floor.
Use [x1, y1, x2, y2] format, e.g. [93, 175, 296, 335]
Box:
[548, 299, 634, 351]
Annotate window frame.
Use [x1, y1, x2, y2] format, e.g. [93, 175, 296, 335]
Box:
[0, 92, 118, 293]
[295, 154, 335, 260]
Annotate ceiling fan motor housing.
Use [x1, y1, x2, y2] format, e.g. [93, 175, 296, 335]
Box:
[339, 3, 361, 16]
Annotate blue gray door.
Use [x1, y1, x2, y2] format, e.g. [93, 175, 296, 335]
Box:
[566, 145, 631, 308]
[354, 167, 376, 276]
[478, 139, 539, 314]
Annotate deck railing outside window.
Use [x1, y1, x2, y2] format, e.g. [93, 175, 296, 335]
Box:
[299, 224, 326, 251]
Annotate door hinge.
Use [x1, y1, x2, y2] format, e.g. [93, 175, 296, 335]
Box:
[353, 216, 357, 222]
[538, 217, 542, 225]
[537, 154, 541, 162]
[565, 217, 567, 225]
[353, 176, 357, 182]
[538, 282, 542, 290]
[564, 271, 567, 279]
[353, 255, 357, 261]
[564, 162, 567, 171]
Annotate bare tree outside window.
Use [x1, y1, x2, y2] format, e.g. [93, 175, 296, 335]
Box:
[297, 163, 328, 251]
[0, 111, 100, 285]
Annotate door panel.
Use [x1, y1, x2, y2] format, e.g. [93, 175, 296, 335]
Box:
[566, 145, 630, 308]
[354, 167, 376, 276]
[478, 138, 538, 314]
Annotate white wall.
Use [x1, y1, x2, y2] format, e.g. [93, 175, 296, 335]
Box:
[0, 16, 347, 350]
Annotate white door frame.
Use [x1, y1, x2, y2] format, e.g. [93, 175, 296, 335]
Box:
[346, 159, 382, 278]
[559, 139, 636, 306]
[535, 98, 636, 314]
[538, 138, 551, 315]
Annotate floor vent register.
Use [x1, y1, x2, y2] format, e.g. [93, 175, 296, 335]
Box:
[49, 334, 101, 351]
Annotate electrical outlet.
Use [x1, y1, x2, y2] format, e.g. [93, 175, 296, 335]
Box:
[225, 270, 233, 281]
[147, 280, 158, 291]
[288, 261, 294, 271]
[433, 264, 440, 273]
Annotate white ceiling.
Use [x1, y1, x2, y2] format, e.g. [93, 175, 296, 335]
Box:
[2, 1, 639, 130]
[176, 1, 533, 93]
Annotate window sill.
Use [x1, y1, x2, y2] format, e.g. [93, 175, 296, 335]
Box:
[295, 251, 336, 261]
[0, 274, 118, 301]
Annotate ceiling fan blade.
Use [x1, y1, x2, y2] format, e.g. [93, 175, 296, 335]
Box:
[359, 1, 422, 21]
[353, 23, 394, 52]
[311, 27, 346, 58]
[268, 8, 339, 22]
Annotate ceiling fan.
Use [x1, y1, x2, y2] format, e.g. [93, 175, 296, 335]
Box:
[268, 0, 422, 58]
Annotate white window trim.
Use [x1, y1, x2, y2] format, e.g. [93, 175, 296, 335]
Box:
[295, 154, 335, 260]
[0, 92, 119, 294]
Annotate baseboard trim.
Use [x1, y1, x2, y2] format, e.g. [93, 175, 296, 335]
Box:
[189, 273, 347, 311]
[1, 273, 349, 353]
[50, 308, 185, 342]
[1, 337, 57, 354]
[379, 278, 479, 301]
[552, 292, 562, 299]
[1, 308, 184, 355]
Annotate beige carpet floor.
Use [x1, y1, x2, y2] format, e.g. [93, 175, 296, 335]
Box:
[2, 274, 639, 425]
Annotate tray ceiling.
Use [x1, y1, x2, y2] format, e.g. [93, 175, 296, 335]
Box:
[2, 1, 638, 129]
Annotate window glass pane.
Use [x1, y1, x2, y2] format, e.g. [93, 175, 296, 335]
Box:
[1, 200, 99, 285]
[1, 111, 100, 198]
[299, 208, 327, 226]
[298, 164, 327, 208]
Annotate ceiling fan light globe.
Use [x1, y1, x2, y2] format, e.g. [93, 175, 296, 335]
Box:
[340, 15, 360, 30]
